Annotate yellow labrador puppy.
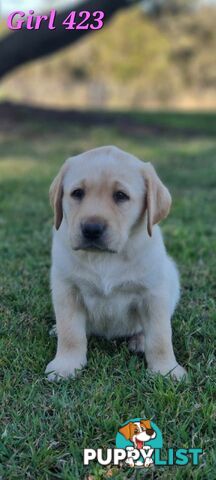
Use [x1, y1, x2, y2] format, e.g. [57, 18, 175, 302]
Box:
[46, 146, 186, 381]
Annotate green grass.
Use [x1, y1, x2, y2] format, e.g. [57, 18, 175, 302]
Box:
[0, 109, 215, 480]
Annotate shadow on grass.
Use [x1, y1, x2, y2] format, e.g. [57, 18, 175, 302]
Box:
[0, 101, 216, 138]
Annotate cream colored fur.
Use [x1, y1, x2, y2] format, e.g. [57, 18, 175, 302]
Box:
[46, 146, 187, 381]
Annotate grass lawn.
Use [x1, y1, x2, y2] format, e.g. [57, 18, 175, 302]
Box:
[0, 107, 215, 479]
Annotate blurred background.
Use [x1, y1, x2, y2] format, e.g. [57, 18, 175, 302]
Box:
[0, 0, 216, 110]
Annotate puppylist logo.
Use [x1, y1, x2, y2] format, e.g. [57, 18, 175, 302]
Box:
[116, 418, 161, 468]
[84, 417, 203, 469]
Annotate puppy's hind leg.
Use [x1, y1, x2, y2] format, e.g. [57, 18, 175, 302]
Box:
[128, 332, 145, 353]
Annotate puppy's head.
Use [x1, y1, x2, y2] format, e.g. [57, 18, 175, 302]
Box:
[49, 146, 171, 253]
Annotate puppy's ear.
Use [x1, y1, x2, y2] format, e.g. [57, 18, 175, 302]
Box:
[142, 163, 171, 237]
[49, 161, 69, 230]
[118, 422, 132, 440]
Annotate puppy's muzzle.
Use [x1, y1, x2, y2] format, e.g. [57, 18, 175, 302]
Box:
[81, 220, 107, 241]
[79, 218, 108, 251]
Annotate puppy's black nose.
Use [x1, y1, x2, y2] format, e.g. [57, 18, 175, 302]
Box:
[81, 221, 106, 240]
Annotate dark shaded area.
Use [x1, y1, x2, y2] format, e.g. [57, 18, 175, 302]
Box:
[0, 101, 216, 138]
[0, 0, 141, 79]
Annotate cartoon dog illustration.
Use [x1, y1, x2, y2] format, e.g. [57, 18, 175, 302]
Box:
[119, 420, 156, 467]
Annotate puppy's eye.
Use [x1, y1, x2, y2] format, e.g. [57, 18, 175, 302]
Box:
[113, 191, 130, 203]
[71, 188, 85, 200]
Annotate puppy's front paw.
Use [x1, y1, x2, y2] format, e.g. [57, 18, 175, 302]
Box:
[150, 362, 187, 381]
[169, 364, 187, 380]
[45, 352, 86, 381]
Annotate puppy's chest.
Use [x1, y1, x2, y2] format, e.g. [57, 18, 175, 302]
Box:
[80, 280, 142, 307]
[75, 272, 144, 338]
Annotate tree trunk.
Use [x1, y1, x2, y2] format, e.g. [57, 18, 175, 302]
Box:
[0, 0, 138, 79]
